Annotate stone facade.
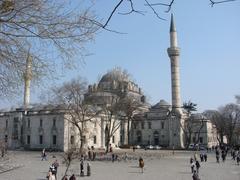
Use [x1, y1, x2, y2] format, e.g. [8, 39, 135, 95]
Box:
[0, 15, 218, 151]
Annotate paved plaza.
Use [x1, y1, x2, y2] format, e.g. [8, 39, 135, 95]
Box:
[0, 150, 239, 180]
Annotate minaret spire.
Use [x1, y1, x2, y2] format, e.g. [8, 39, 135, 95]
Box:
[23, 49, 32, 109]
[170, 14, 176, 32]
[167, 14, 181, 113]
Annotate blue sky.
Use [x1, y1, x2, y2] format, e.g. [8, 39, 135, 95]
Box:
[1, 0, 240, 112]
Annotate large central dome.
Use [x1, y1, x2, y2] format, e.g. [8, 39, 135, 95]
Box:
[99, 68, 130, 83]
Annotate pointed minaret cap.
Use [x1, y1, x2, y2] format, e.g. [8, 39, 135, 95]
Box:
[170, 14, 176, 32]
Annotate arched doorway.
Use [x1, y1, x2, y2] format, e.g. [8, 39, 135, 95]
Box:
[136, 130, 142, 144]
[153, 131, 159, 145]
[105, 126, 109, 146]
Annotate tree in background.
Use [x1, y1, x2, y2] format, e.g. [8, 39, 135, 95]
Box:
[204, 102, 240, 146]
[204, 110, 225, 146]
[117, 95, 145, 145]
[182, 101, 204, 148]
[0, 0, 98, 97]
[50, 77, 101, 153]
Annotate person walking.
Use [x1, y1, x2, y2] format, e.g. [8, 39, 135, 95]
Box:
[80, 160, 84, 176]
[191, 161, 195, 173]
[52, 160, 59, 179]
[203, 153, 207, 162]
[192, 170, 200, 180]
[236, 152, 240, 166]
[69, 174, 76, 180]
[87, 162, 91, 176]
[216, 149, 220, 163]
[190, 157, 194, 164]
[139, 157, 144, 173]
[42, 148, 47, 161]
[195, 160, 200, 173]
[200, 153, 204, 162]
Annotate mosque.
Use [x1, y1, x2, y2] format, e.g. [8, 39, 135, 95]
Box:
[0, 15, 218, 151]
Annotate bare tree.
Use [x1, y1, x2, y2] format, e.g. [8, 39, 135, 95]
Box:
[101, 96, 122, 153]
[50, 77, 101, 153]
[117, 95, 145, 145]
[204, 110, 226, 145]
[0, 0, 99, 97]
[102, 0, 237, 28]
[219, 103, 240, 146]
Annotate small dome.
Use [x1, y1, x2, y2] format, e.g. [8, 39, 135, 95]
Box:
[191, 113, 206, 120]
[152, 99, 170, 108]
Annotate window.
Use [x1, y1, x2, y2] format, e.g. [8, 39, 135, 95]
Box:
[82, 136, 86, 144]
[5, 120, 8, 128]
[27, 135, 30, 144]
[5, 135, 8, 142]
[112, 136, 115, 143]
[148, 122, 152, 129]
[192, 137, 196, 143]
[93, 136, 97, 144]
[39, 135, 43, 144]
[199, 137, 203, 144]
[70, 136, 74, 145]
[53, 118, 56, 127]
[141, 122, 145, 129]
[161, 122, 164, 129]
[53, 135, 57, 145]
[40, 119, 43, 127]
[27, 118, 30, 128]
[13, 117, 18, 140]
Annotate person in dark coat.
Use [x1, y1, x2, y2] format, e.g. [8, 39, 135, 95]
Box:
[139, 157, 144, 173]
[80, 160, 84, 176]
[190, 157, 194, 164]
[216, 149, 220, 163]
[195, 160, 200, 173]
[69, 174, 76, 180]
[203, 153, 207, 162]
[61, 175, 68, 180]
[192, 170, 200, 180]
[200, 153, 204, 162]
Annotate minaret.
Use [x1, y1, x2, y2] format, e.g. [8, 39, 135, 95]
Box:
[167, 14, 185, 149]
[23, 52, 32, 109]
[167, 14, 182, 114]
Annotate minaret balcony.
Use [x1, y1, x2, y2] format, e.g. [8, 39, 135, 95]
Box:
[167, 47, 180, 57]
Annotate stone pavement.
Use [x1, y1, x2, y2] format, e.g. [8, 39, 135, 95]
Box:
[0, 150, 239, 180]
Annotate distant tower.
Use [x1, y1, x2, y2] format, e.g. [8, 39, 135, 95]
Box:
[23, 52, 32, 109]
[167, 14, 185, 148]
[167, 14, 182, 114]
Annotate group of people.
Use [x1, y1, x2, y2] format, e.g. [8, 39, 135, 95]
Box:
[230, 148, 240, 165]
[87, 146, 97, 161]
[190, 154, 201, 180]
[46, 160, 59, 180]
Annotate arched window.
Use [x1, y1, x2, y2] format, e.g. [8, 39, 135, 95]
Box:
[153, 131, 159, 145]
[136, 130, 142, 143]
